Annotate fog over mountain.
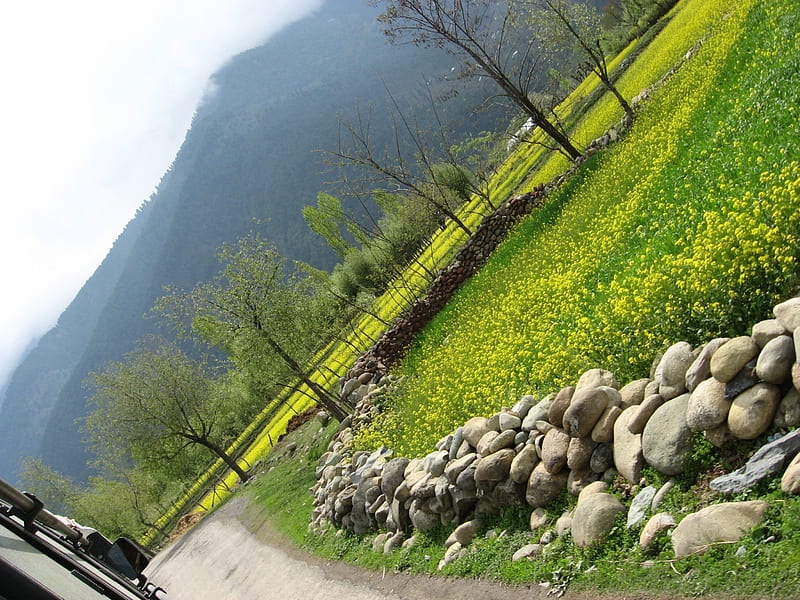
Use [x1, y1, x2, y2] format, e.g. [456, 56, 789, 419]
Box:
[0, 1, 508, 483]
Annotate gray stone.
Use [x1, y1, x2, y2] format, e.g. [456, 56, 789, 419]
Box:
[724, 360, 758, 400]
[752, 319, 788, 347]
[567, 468, 601, 496]
[449, 427, 464, 460]
[577, 481, 609, 504]
[563, 386, 615, 438]
[686, 377, 730, 431]
[510, 444, 540, 484]
[575, 368, 619, 391]
[404, 458, 424, 478]
[474, 449, 516, 483]
[591, 405, 622, 443]
[409, 473, 436, 500]
[627, 486, 657, 528]
[384, 532, 405, 554]
[704, 424, 734, 448]
[710, 336, 760, 383]
[530, 507, 548, 531]
[589, 443, 614, 474]
[446, 518, 484, 547]
[756, 335, 795, 384]
[685, 338, 729, 391]
[455, 464, 477, 492]
[642, 394, 693, 476]
[451, 486, 478, 518]
[316, 411, 330, 427]
[567, 436, 597, 471]
[476, 430, 499, 456]
[639, 513, 676, 550]
[672, 501, 769, 558]
[422, 450, 449, 477]
[499, 412, 522, 431]
[438, 541, 463, 570]
[488, 429, 518, 454]
[619, 378, 650, 408]
[381, 457, 410, 501]
[651, 479, 675, 511]
[512, 395, 536, 420]
[794, 363, 800, 391]
[627, 393, 664, 435]
[548, 386, 574, 428]
[409, 499, 439, 532]
[521, 396, 554, 432]
[526, 462, 568, 508]
[614, 406, 644, 483]
[512, 543, 542, 561]
[541, 428, 570, 474]
[775, 388, 800, 429]
[572, 493, 626, 548]
[781, 452, 800, 494]
[656, 341, 695, 400]
[728, 383, 781, 440]
[463, 416, 492, 448]
[556, 511, 573, 537]
[445, 452, 478, 485]
[774, 297, 800, 332]
[710, 429, 800, 493]
[372, 532, 391, 552]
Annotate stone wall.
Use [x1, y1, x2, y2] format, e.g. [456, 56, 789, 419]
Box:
[311, 297, 800, 561]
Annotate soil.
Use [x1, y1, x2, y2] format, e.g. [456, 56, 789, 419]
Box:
[144, 494, 689, 600]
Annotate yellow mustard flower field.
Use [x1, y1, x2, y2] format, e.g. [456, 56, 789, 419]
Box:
[358, 0, 800, 457]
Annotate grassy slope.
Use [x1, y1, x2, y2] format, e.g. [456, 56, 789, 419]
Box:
[248, 0, 800, 598]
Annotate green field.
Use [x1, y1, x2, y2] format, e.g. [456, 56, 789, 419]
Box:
[357, 0, 800, 457]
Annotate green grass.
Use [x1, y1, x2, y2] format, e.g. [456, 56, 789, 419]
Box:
[251, 417, 800, 598]
[357, 0, 800, 458]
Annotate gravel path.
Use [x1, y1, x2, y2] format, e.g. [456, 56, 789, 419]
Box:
[144, 496, 547, 600]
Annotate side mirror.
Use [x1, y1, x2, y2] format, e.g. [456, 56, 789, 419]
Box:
[104, 537, 150, 580]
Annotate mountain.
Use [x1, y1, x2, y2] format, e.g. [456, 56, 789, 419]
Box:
[0, 1, 508, 483]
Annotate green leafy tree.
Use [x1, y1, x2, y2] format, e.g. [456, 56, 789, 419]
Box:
[157, 233, 348, 421]
[84, 338, 251, 482]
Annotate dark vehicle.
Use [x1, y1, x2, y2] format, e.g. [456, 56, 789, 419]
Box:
[0, 477, 170, 600]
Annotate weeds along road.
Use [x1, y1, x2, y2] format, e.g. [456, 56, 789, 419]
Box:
[144, 495, 547, 600]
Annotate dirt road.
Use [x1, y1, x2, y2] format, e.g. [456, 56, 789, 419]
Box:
[144, 496, 546, 600]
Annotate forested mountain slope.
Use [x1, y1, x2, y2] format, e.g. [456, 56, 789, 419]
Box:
[0, 0, 506, 483]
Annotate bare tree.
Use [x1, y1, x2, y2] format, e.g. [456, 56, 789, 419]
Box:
[524, 0, 633, 120]
[372, 0, 583, 159]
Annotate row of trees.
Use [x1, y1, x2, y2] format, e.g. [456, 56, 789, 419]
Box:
[21, 0, 673, 542]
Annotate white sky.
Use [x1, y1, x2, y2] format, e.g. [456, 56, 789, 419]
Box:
[0, 0, 324, 391]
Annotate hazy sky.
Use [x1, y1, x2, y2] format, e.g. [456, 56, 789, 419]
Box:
[0, 0, 324, 391]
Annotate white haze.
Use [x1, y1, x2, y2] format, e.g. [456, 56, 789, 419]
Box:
[0, 0, 325, 395]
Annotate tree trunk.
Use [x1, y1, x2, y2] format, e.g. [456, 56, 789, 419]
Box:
[202, 439, 251, 482]
[260, 334, 349, 422]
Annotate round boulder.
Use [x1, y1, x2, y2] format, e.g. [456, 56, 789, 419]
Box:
[463, 417, 492, 448]
[525, 462, 568, 508]
[728, 383, 781, 440]
[571, 492, 625, 548]
[671, 500, 769, 558]
[686, 377, 730, 431]
[613, 406, 644, 483]
[541, 428, 570, 474]
[755, 335, 795, 384]
[655, 341, 695, 400]
[474, 449, 516, 483]
[642, 394, 693, 476]
[774, 297, 800, 332]
[563, 386, 616, 438]
[710, 336, 760, 383]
